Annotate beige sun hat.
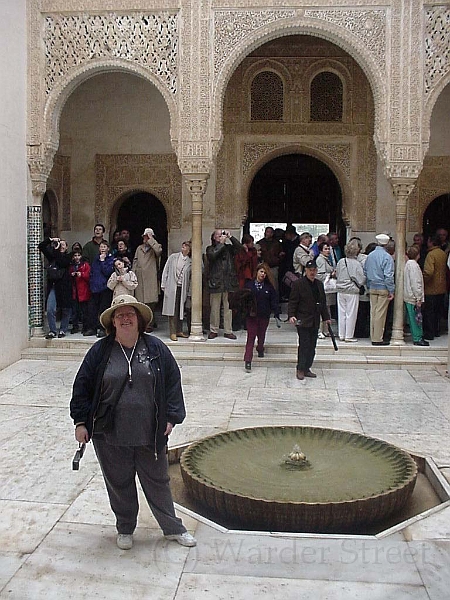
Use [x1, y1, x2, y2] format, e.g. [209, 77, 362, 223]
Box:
[100, 294, 153, 332]
[142, 227, 154, 237]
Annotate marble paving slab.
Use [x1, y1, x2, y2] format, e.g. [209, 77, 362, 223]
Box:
[184, 525, 423, 585]
[174, 573, 429, 600]
[408, 540, 450, 600]
[0, 500, 69, 554]
[338, 389, 430, 404]
[0, 554, 27, 592]
[355, 402, 450, 435]
[0, 522, 190, 600]
[322, 369, 373, 390]
[265, 367, 327, 389]
[368, 433, 450, 465]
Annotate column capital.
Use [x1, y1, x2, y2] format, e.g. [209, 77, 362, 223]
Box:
[184, 173, 209, 197]
[388, 177, 417, 199]
[27, 142, 58, 203]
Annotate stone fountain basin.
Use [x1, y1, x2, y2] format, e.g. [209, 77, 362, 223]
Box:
[180, 426, 418, 533]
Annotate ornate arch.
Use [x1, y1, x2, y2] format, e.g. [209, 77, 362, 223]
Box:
[95, 154, 182, 233]
[242, 143, 352, 221]
[43, 60, 178, 151]
[407, 156, 450, 233]
[423, 74, 450, 152]
[212, 13, 386, 152]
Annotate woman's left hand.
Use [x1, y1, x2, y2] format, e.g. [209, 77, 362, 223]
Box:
[164, 422, 173, 436]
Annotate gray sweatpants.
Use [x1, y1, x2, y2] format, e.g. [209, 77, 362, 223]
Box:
[93, 439, 186, 536]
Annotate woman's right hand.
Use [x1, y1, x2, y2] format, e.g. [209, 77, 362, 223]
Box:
[75, 425, 89, 443]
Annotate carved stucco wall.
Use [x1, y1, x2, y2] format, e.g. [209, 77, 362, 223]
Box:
[46, 154, 71, 231]
[211, 7, 387, 149]
[216, 40, 377, 231]
[95, 154, 182, 230]
[423, 5, 450, 145]
[28, 0, 180, 177]
[408, 157, 450, 233]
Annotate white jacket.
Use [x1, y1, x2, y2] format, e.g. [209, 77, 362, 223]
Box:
[403, 259, 424, 304]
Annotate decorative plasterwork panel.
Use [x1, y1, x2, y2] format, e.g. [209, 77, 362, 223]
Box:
[408, 156, 450, 232]
[425, 6, 450, 96]
[95, 154, 182, 229]
[214, 10, 296, 77]
[242, 142, 351, 181]
[47, 154, 71, 231]
[213, 8, 386, 78]
[304, 9, 386, 68]
[44, 12, 179, 96]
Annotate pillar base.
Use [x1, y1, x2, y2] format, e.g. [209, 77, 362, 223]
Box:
[189, 334, 207, 342]
[390, 332, 406, 346]
[31, 326, 45, 338]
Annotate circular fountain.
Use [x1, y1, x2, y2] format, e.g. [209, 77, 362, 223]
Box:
[180, 426, 418, 533]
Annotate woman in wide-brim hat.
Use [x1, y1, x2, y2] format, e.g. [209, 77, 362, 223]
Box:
[69, 293, 197, 551]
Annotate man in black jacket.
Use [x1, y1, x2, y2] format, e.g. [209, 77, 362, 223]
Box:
[288, 260, 330, 380]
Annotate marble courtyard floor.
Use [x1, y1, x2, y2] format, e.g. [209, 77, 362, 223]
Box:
[1, 332, 450, 599]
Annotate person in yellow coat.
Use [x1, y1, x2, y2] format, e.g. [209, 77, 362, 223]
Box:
[132, 228, 162, 329]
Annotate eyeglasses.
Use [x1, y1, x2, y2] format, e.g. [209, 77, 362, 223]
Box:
[114, 311, 137, 320]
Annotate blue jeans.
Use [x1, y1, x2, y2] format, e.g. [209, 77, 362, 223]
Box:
[47, 288, 71, 334]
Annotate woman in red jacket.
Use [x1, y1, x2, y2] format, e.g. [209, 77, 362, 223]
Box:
[70, 250, 91, 334]
[233, 234, 258, 331]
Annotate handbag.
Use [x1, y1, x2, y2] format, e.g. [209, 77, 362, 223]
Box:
[46, 262, 65, 281]
[414, 304, 423, 326]
[344, 259, 365, 296]
[94, 372, 129, 434]
[323, 274, 337, 293]
[282, 271, 300, 288]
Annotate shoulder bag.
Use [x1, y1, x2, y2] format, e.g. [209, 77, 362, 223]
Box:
[345, 259, 365, 295]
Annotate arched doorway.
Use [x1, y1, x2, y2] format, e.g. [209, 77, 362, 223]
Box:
[116, 192, 168, 263]
[423, 194, 450, 239]
[247, 153, 344, 241]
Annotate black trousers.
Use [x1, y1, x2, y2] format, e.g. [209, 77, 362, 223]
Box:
[296, 326, 318, 372]
[423, 294, 445, 339]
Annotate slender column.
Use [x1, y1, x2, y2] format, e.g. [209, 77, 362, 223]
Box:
[390, 179, 416, 345]
[28, 185, 45, 337]
[185, 175, 209, 339]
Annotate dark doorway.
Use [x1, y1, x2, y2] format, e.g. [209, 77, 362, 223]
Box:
[117, 192, 168, 264]
[423, 194, 450, 239]
[247, 153, 344, 238]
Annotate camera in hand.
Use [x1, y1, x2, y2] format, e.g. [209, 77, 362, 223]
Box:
[51, 238, 61, 249]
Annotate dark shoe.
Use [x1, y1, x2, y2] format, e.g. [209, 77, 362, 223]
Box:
[45, 331, 56, 340]
[414, 339, 430, 346]
[257, 351, 264, 358]
[152, 322, 158, 329]
[305, 370, 317, 378]
[57, 332, 66, 338]
[83, 329, 96, 336]
[296, 370, 305, 380]
[70, 327, 79, 334]
[371, 341, 389, 346]
[96, 329, 106, 338]
[208, 332, 218, 339]
[224, 333, 237, 340]
[245, 362, 251, 373]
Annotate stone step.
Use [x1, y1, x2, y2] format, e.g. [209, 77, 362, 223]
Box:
[22, 337, 447, 369]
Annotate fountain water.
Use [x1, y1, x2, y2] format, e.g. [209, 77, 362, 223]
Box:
[180, 426, 418, 533]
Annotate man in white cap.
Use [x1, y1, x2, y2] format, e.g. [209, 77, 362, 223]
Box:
[363, 233, 395, 345]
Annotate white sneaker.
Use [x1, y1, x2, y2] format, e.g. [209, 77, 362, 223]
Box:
[165, 531, 197, 547]
[317, 332, 326, 339]
[344, 338, 358, 343]
[116, 534, 133, 550]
